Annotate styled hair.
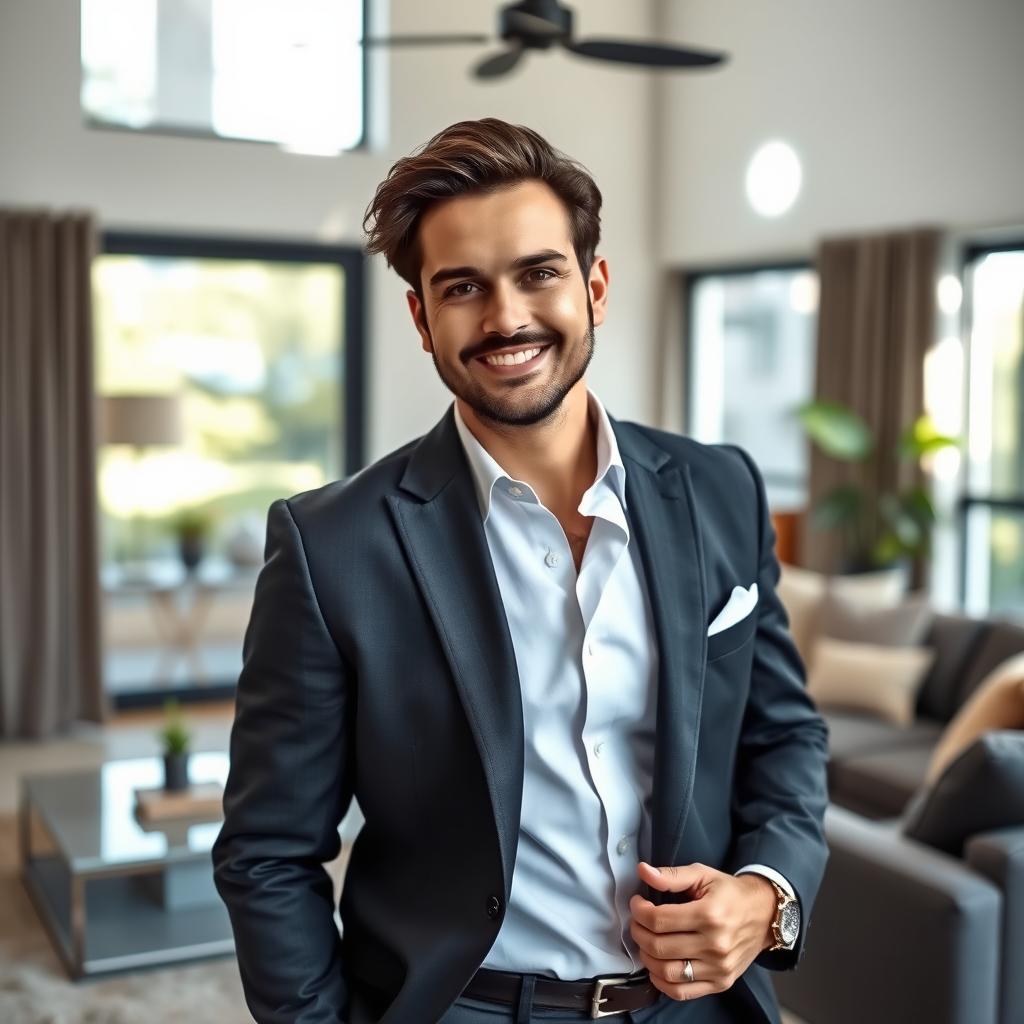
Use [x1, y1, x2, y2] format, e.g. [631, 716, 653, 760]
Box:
[362, 117, 602, 300]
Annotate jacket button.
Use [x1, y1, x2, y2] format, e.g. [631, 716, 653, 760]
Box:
[486, 895, 502, 919]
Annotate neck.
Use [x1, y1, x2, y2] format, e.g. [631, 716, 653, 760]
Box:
[457, 380, 596, 518]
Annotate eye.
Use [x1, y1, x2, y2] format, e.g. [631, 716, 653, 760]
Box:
[445, 281, 479, 298]
[525, 268, 558, 284]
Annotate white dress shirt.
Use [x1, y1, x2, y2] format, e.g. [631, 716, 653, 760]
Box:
[452, 389, 796, 980]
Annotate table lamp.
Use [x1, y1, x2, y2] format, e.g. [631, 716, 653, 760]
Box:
[97, 393, 184, 572]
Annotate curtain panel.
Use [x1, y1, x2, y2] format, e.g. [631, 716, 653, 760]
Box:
[800, 227, 941, 589]
[0, 208, 109, 738]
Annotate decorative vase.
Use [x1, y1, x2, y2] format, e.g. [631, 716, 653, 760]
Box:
[163, 751, 190, 791]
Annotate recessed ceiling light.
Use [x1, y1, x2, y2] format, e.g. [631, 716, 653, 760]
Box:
[745, 140, 802, 218]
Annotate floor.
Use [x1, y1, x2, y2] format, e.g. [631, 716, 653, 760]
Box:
[0, 710, 810, 1023]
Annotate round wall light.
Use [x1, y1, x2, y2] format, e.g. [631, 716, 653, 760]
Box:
[745, 140, 802, 218]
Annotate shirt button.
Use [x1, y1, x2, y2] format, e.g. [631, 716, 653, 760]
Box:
[544, 550, 560, 568]
[616, 836, 631, 855]
[507, 485, 524, 497]
[486, 894, 503, 919]
[593, 741, 604, 758]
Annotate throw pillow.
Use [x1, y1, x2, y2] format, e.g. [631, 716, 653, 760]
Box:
[818, 589, 933, 648]
[807, 636, 935, 725]
[902, 730, 1024, 856]
[925, 652, 1024, 785]
[776, 562, 908, 669]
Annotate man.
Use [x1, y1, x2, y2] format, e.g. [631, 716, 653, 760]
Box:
[212, 118, 830, 1024]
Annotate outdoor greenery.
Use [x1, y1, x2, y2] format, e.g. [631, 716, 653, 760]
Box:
[92, 254, 345, 563]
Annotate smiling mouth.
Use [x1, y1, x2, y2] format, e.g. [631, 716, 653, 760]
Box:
[474, 343, 554, 373]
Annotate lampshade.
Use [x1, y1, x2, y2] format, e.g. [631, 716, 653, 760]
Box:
[98, 394, 184, 447]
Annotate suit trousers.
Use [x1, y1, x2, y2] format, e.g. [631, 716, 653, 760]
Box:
[434, 983, 752, 1024]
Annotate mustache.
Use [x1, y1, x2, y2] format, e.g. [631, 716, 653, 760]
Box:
[463, 331, 558, 363]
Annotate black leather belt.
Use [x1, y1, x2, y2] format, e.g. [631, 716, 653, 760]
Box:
[463, 966, 659, 1018]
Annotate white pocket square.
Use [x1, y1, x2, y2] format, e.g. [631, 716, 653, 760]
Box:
[707, 582, 759, 636]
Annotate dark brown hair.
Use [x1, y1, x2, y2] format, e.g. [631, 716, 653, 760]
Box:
[362, 117, 602, 301]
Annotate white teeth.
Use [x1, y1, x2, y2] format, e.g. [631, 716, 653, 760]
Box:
[483, 347, 543, 367]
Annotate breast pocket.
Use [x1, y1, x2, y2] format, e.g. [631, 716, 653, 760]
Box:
[705, 606, 759, 662]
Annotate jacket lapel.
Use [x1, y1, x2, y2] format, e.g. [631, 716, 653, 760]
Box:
[385, 406, 524, 896]
[612, 418, 710, 871]
[385, 405, 709, 893]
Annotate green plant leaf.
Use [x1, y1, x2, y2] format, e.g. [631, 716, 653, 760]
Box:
[795, 400, 873, 460]
[900, 485, 936, 526]
[157, 697, 192, 754]
[871, 532, 905, 564]
[897, 414, 960, 460]
[810, 485, 863, 529]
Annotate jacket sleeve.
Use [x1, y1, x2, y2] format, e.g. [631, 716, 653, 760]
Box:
[212, 497, 355, 1022]
[720, 444, 832, 971]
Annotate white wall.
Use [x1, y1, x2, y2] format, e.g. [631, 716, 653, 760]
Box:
[656, 0, 1024, 266]
[0, 0, 660, 461]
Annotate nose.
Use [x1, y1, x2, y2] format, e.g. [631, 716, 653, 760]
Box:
[479, 278, 530, 339]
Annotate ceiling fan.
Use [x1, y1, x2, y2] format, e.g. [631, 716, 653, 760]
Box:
[359, 0, 728, 80]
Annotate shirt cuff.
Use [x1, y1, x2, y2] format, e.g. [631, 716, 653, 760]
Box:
[734, 864, 800, 942]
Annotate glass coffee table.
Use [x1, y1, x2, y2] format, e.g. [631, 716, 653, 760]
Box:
[19, 752, 234, 978]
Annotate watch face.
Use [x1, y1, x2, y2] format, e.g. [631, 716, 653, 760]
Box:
[780, 901, 801, 945]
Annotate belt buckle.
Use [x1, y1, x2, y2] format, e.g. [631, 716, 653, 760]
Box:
[590, 974, 635, 1019]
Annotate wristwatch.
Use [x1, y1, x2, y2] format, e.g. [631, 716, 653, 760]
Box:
[764, 878, 800, 951]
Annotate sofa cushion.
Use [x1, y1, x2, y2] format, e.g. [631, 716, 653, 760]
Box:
[926, 652, 1024, 785]
[901, 730, 1024, 856]
[824, 709, 944, 760]
[955, 620, 1024, 709]
[808, 637, 935, 725]
[830, 738, 941, 818]
[914, 613, 990, 723]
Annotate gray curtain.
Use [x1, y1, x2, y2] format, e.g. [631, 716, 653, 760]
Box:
[0, 208, 109, 738]
[800, 227, 940, 588]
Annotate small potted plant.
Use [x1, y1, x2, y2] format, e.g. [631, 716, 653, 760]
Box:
[158, 698, 193, 791]
[169, 505, 215, 572]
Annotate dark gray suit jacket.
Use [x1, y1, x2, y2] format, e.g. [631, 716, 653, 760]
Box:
[211, 404, 831, 1024]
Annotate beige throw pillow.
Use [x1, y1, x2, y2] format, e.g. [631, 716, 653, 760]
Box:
[818, 589, 933, 648]
[777, 562, 911, 670]
[925, 652, 1024, 785]
[807, 636, 935, 726]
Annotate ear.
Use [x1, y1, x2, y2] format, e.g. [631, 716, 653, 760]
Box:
[406, 289, 433, 354]
[588, 256, 609, 328]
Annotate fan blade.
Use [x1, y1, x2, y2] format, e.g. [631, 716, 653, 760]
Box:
[504, 10, 567, 39]
[564, 38, 726, 68]
[474, 44, 526, 79]
[359, 34, 490, 47]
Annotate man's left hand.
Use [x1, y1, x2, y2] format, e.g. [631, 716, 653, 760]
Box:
[628, 861, 777, 1002]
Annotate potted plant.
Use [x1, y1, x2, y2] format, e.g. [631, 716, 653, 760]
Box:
[795, 399, 959, 574]
[158, 698, 193, 791]
[168, 505, 215, 572]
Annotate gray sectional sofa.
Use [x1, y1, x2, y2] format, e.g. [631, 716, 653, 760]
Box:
[772, 611, 1024, 1024]
[826, 612, 1024, 818]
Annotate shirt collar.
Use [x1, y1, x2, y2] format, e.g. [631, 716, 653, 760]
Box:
[452, 388, 627, 522]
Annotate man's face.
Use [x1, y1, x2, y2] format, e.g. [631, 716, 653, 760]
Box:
[406, 179, 608, 427]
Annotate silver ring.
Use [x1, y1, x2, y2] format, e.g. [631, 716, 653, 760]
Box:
[683, 959, 695, 983]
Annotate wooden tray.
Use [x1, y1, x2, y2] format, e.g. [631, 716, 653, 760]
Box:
[134, 781, 224, 823]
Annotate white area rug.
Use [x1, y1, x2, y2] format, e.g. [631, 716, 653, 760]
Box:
[0, 812, 348, 1024]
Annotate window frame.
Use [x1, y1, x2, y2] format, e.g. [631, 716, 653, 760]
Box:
[96, 229, 366, 709]
[682, 259, 815, 499]
[81, 0, 370, 152]
[956, 237, 1024, 611]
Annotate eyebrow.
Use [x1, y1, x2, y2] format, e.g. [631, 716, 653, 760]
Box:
[427, 249, 569, 292]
